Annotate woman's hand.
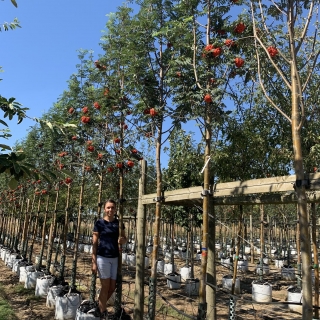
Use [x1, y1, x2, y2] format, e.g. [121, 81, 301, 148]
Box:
[118, 236, 126, 245]
[92, 260, 97, 274]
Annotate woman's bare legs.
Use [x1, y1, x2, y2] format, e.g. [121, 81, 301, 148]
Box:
[99, 278, 117, 313]
[99, 278, 111, 313]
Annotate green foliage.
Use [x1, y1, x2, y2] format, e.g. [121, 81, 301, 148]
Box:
[162, 129, 203, 227]
[164, 129, 203, 190]
[0, 95, 28, 126]
[0, 17, 20, 32]
[0, 284, 15, 320]
[1, 0, 20, 31]
[1, 0, 320, 201]
[0, 299, 15, 320]
[0, 96, 76, 188]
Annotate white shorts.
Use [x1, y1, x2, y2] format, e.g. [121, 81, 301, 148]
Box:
[96, 255, 118, 280]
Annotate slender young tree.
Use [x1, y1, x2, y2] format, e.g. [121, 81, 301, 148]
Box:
[249, 1, 320, 318]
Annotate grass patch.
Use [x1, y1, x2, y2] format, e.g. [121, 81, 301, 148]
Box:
[0, 284, 16, 320]
[11, 284, 41, 301]
[12, 283, 30, 294]
[0, 299, 15, 320]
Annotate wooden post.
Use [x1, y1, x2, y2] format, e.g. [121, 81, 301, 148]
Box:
[267, 215, 271, 258]
[250, 214, 254, 264]
[232, 206, 243, 294]
[134, 160, 147, 320]
[260, 205, 264, 280]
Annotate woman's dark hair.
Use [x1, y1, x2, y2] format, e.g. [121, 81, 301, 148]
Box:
[104, 199, 116, 206]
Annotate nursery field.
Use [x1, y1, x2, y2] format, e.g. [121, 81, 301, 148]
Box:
[0, 238, 308, 320]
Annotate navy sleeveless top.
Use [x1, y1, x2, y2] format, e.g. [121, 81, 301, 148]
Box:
[93, 218, 123, 258]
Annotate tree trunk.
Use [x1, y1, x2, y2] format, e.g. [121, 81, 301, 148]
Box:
[70, 167, 85, 289]
[148, 121, 163, 320]
[134, 160, 147, 320]
[291, 64, 312, 318]
[47, 189, 59, 274]
[198, 108, 212, 319]
[311, 203, 319, 319]
[60, 184, 71, 280]
[36, 195, 50, 270]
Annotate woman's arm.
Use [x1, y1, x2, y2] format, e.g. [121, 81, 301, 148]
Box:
[92, 231, 99, 274]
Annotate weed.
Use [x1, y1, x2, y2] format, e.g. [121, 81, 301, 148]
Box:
[0, 284, 16, 320]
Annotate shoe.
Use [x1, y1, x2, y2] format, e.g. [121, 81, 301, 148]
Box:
[100, 310, 108, 320]
[87, 306, 101, 317]
[87, 308, 97, 315]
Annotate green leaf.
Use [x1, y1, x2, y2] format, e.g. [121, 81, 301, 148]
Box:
[0, 166, 7, 174]
[8, 178, 18, 190]
[19, 165, 31, 176]
[42, 174, 51, 183]
[16, 153, 26, 161]
[0, 120, 8, 127]
[13, 162, 20, 174]
[11, 0, 18, 8]
[61, 169, 75, 178]
[63, 123, 77, 128]
[10, 152, 17, 160]
[0, 144, 12, 151]
[43, 170, 58, 179]
[45, 121, 54, 131]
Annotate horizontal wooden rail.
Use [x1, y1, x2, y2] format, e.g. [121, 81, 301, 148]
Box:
[141, 173, 320, 206]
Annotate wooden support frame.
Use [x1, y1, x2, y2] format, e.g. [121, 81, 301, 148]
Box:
[141, 173, 320, 206]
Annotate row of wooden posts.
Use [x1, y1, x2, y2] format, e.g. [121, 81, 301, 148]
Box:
[1, 163, 320, 319]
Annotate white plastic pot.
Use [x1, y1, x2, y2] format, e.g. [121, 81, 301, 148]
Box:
[83, 244, 92, 254]
[164, 263, 176, 275]
[222, 275, 240, 294]
[180, 266, 191, 281]
[25, 270, 44, 289]
[156, 259, 164, 273]
[256, 263, 270, 275]
[281, 265, 295, 281]
[185, 278, 199, 296]
[274, 259, 285, 268]
[166, 273, 181, 289]
[127, 253, 136, 267]
[287, 286, 302, 313]
[252, 281, 272, 303]
[221, 257, 231, 268]
[46, 285, 63, 308]
[122, 252, 128, 265]
[35, 275, 53, 297]
[55, 292, 82, 320]
[237, 259, 248, 272]
[146, 245, 153, 254]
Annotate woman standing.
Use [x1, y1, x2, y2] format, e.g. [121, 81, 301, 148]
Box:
[92, 199, 127, 319]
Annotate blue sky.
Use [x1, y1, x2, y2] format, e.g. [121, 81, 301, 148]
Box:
[1, 0, 125, 147]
